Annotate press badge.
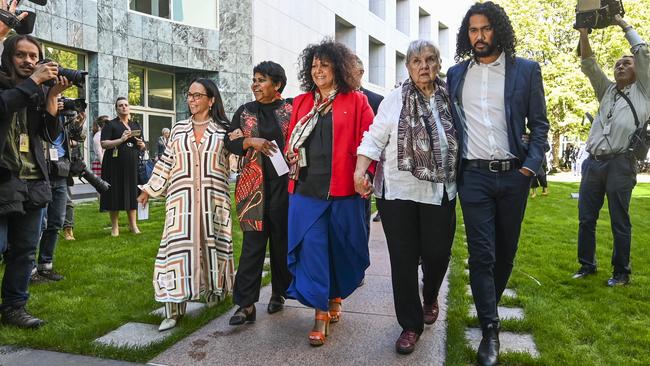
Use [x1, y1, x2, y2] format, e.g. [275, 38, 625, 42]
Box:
[19, 134, 29, 152]
[112, 149, 119, 158]
[298, 147, 308, 168]
[603, 124, 611, 136]
[49, 148, 59, 161]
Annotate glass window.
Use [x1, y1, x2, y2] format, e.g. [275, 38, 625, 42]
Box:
[128, 66, 145, 107]
[148, 115, 173, 158]
[130, 0, 217, 28]
[147, 70, 174, 110]
[129, 0, 170, 19]
[43, 45, 86, 99]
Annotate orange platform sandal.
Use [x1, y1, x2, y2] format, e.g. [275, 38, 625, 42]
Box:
[329, 297, 342, 323]
[308, 310, 331, 347]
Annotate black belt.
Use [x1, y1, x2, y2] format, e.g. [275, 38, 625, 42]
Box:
[463, 159, 521, 172]
[588, 153, 625, 161]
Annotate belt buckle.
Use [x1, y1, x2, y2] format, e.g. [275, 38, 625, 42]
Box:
[488, 160, 500, 172]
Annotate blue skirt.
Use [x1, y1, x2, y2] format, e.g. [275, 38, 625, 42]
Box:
[286, 193, 370, 311]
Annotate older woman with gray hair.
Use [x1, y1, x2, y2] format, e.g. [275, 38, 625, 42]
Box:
[355, 40, 458, 355]
[156, 127, 171, 160]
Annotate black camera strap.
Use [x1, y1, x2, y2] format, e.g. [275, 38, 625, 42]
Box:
[615, 88, 640, 127]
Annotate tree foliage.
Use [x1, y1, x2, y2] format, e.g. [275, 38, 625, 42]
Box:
[493, 0, 650, 166]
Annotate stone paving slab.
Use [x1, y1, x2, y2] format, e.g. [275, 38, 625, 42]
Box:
[151, 301, 207, 318]
[0, 346, 140, 365]
[468, 306, 524, 321]
[95, 322, 175, 348]
[465, 286, 517, 299]
[464, 328, 539, 358]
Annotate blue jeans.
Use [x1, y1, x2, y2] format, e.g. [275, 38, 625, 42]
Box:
[459, 166, 531, 327]
[37, 178, 68, 266]
[578, 155, 636, 275]
[1, 207, 43, 308]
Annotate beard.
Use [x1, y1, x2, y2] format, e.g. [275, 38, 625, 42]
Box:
[472, 41, 497, 58]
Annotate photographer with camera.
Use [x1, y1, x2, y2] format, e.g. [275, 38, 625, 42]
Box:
[573, 14, 649, 286]
[0, 33, 72, 328]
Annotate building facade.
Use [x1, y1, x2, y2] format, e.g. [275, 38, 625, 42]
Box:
[17, 0, 472, 161]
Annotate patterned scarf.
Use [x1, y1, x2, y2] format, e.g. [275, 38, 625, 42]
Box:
[397, 77, 457, 182]
[286, 89, 337, 180]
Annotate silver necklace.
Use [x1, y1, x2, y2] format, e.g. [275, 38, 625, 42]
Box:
[191, 117, 212, 126]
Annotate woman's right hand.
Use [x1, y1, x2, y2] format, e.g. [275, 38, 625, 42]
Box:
[137, 191, 149, 205]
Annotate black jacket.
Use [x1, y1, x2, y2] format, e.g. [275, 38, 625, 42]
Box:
[360, 87, 384, 115]
[0, 75, 60, 181]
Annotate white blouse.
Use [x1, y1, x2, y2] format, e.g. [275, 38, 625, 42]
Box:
[357, 85, 457, 205]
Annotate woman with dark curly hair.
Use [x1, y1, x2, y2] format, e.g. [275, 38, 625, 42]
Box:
[447, 2, 550, 365]
[284, 39, 375, 346]
[224, 61, 293, 325]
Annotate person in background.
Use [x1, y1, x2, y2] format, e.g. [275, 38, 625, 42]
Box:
[225, 61, 293, 325]
[156, 127, 170, 161]
[530, 155, 548, 197]
[138, 79, 235, 331]
[91, 115, 109, 179]
[61, 111, 86, 241]
[284, 39, 374, 346]
[573, 15, 649, 286]
[100, 97, 146, 237]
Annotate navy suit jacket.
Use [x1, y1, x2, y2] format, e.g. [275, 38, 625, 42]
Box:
[360, 87, 384, 115]
[446, 57, 549, 177]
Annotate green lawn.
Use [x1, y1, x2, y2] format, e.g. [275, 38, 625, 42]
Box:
[446, 182, 650, 366]
[0, 196, 248, 363]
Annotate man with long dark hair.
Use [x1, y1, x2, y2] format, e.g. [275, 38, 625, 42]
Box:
[0, 33, 71, 328]
[446, 2, 549, 365]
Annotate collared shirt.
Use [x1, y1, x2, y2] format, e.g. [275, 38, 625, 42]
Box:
[582, 29, 650, 156]
[357, 85, 456, 206]
[461, 52, 514, 160]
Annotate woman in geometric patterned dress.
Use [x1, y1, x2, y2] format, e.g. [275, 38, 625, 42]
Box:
[137, 79, 235, 331]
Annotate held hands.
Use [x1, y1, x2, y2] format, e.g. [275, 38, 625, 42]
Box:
[354, 172, 373, 199]
[285, 150, 299, 166]
[228, 128, 243, 140]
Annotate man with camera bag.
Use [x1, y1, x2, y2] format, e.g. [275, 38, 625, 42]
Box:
[0, 33, 71, 328]
[574, 14, 649, 286]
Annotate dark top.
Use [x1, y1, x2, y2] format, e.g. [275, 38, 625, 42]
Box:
[360, 87, 384, 115]
[226, 100, 288, 182]
[99, 118, 141, 211]
[296, 111, 333, 199]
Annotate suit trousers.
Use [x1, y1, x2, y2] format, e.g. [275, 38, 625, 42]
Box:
[377, 195, 456, 334]
[459, 166, 531, 327]
[577, 155, 636, 275]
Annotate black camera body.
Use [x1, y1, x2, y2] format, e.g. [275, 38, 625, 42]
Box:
[58, 97, 87, 118]
[575, 0, 625, 29]
[0, 1, 47, 35]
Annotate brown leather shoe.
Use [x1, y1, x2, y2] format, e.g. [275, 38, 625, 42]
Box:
[395, 330, 419, 354]
[423, 300, 439, 325]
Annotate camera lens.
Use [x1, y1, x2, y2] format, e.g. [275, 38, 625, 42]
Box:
[58, 67, 88, 87]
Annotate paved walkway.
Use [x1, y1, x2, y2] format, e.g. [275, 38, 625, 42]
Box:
[150, 221, 449, 366]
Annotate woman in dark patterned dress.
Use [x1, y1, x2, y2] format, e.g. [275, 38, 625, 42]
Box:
[225, 61, 293, 325]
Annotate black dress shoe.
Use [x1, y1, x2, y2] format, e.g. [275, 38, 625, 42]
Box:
[229, 305, 256, 325]
[607, 273, 630, 287]
[572, 265, 597, 279]
[477, 322, 500, 366]
[1, 305, 44, 329]
[267, 294, 285, 314]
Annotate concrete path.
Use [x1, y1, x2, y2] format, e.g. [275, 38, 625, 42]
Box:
[0, 346, 139, 366]
[150, 221, 449, 366]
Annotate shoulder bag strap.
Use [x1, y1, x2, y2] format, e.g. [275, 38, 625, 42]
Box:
[616, 88, 640, 127]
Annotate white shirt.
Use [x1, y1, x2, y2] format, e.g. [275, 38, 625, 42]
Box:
[93, 131, 104, 162]
[357, 85, 457, 205]
[461, 52, 514, 160]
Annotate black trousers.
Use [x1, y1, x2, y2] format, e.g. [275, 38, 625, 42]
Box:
[578, 155, 636, 275]
[233, 203, 292, 307]
[459, 166, 530, 328]
[377, 195, 456, 334]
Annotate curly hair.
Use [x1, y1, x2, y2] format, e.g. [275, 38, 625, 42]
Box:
[297, 38, 356, 94]
[455, 1, 517, 62]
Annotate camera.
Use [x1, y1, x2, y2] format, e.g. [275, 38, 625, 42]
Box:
[0, 0, 47, 35]
[69, 159, 110, 194]
[58, 97, 87, 117]
[575, 0, 625, 29]
[37, 59, 88, 88]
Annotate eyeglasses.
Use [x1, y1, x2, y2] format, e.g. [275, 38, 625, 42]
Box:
[186, 92, 208, 101]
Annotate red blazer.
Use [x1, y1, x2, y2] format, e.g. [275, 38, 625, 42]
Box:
[286, 90, 375, 197]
